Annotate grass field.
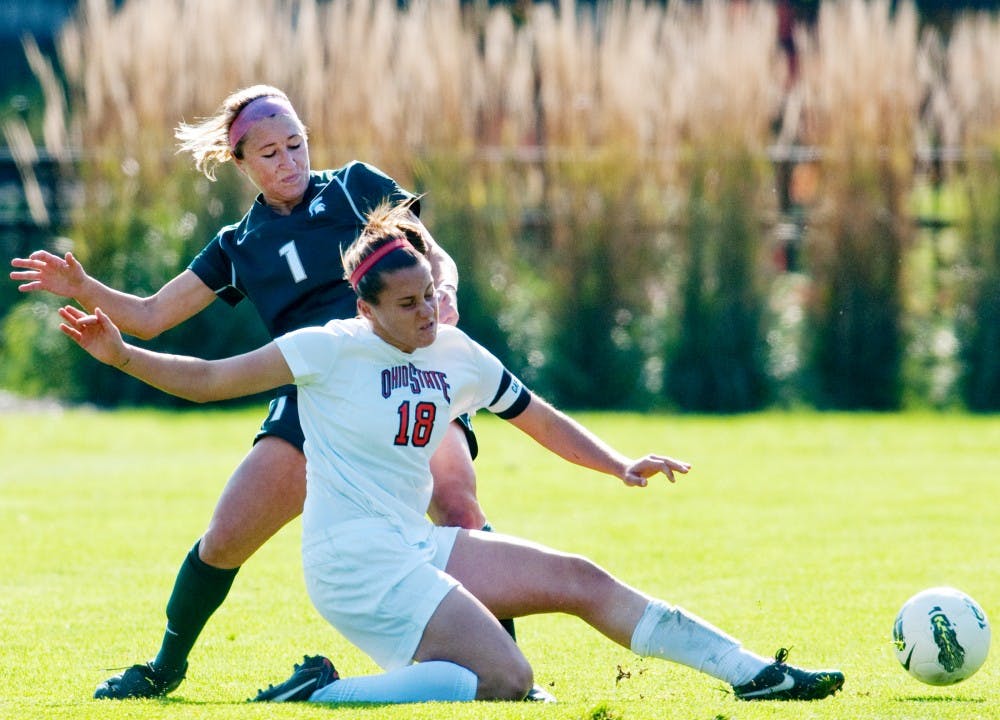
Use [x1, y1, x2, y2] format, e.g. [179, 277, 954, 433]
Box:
[1, 407, 997, 719]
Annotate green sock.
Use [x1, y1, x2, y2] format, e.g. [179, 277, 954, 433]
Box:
[152, 541, 239, 674]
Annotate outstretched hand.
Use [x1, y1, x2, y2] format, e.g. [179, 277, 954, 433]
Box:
[58, 305, 129, 369]
[621, 454, 691, 488]
[10, 250, 87, 297]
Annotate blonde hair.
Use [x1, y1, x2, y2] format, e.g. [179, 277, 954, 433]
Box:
[344, 199, 430, 303]
[174, 85, 306, 180]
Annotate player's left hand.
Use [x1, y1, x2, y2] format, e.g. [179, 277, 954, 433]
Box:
[621, 454, 691, 487]
[436, 284, 459, 326]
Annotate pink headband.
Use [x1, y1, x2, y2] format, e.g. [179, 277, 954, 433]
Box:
[228, 95, 298, 150]
[350, 238, 411, 290]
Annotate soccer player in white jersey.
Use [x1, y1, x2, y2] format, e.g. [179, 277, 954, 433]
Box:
[58, 200, 845, 704]
[10, 84, 534, 700]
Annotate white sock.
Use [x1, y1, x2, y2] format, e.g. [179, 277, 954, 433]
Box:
[629, 599, 770, 686]
[308, 661, 478, 703]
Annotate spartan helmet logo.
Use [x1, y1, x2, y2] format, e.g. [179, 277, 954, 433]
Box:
[309, 195, 326, 217]
[928, 606, 966, 672]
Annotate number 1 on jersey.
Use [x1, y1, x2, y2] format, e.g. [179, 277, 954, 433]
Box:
[395, 400, 436, 447]
[279, 240, 307, 283]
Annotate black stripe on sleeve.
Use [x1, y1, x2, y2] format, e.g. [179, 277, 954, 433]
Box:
[489, 370, 513, 407]
[495, 388, 531, 420]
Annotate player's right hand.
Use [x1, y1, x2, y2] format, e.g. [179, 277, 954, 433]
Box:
[436, 284, 460, 326]
[58, 305, 130, 369]
[10, 250, 87, 297]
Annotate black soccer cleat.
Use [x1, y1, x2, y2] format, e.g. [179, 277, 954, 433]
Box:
[251, 655, 339, 702]
[732, 648, 844, 701]
[93, 661, 187, 699]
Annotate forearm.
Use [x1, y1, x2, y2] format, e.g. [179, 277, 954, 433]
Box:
[429, 246, 458, 292]
[112, 345, 250, 403]
[74, 270, 214, 340]
[412, 213, 458, 291]
[419, 221, 460, 323]
[60, 304, 292, 402]
[13, 251, 188, 339]
[73, 281, 158, 338]
[509, 396, 631, 479]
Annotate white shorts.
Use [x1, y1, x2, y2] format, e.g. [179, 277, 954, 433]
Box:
[302, 518, 461, 670]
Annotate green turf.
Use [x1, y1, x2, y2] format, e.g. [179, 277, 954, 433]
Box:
[1, 408, 997, 719]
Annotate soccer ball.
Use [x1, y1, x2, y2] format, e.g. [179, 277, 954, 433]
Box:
[892, 586, 991, 685]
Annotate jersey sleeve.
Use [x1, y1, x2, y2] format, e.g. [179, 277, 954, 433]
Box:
[342, 161, 418, 216]
[187, 224, 245, 307]
[274, 323, 346, 387]
[485, 368, 532, 419]
[460, 333, 531, 420]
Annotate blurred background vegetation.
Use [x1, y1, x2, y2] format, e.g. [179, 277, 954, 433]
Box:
[1, 0, 999, 412]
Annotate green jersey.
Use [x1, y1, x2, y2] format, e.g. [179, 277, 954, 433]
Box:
[189, 161, 414, 338]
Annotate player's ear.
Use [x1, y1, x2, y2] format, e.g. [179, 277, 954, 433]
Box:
[357, 298, 374, 321]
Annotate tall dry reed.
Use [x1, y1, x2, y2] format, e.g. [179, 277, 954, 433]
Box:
[52, 0, 543, 178]
[8, 0, 1000, 409]
[652, 0, 782, 411]
[946, 13, 1000, 410]
[795, 0, 921, 409]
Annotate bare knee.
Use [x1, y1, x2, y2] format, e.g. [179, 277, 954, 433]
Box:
[557, 554, 621, 613]
[201, 489, 302, 567]
[475, 655, 533, 701]
[200, 517, 259, 567]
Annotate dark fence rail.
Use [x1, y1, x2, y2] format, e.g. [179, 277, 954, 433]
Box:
[0, 147, 76, 261]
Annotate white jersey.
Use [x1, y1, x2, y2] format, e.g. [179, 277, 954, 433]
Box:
[275, 318, 528, 544]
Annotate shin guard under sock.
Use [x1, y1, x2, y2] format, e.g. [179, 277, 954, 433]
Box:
[152, 540, 239, 673]
[630, 600, 768, 686]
